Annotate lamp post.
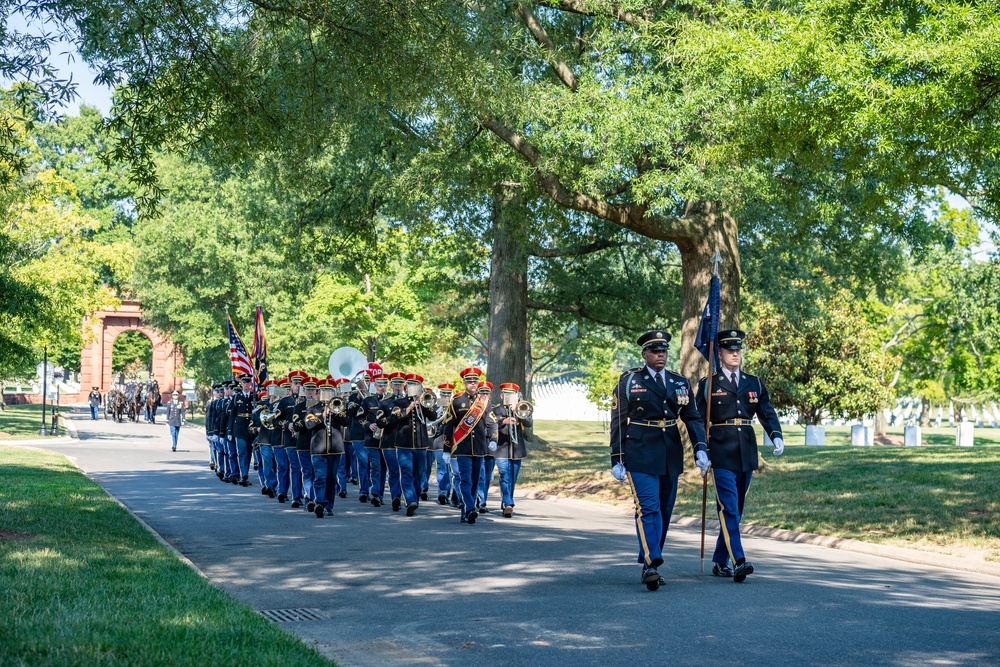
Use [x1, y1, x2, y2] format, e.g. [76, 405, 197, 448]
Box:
[39, 345, 48, 437]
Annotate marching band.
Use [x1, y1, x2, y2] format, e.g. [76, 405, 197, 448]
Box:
[202, 353, 534, 529]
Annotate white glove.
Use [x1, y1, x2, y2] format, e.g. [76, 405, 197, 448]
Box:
[488, 441, 497, 453]
[611, 463, 627, 481]
[695, 450, 711, 476]
[772, 437, 784, 456]
[227, 435, 233, 442]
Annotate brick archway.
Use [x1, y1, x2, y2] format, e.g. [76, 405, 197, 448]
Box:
[79, 299, 183, 402]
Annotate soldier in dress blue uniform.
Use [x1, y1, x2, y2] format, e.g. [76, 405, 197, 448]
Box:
[345, 372, 372, 503]
[251, 382, 277, 497]
[610, 329, 708, 591]
[696, 329, 784, 583]
[361, 371, 389, 506]
[205, 384, 222, 471]
[272, 376, 296, 503]
[442, 367, 498, 525]
[492, 382, 533, 518]
[304, 378, 352, 518]
[227, 373, 258, 487]
[218, 382, 237, 482]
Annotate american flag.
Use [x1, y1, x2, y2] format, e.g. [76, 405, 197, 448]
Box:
[227, 311, 254, 380]
[251, 304, 268, 387]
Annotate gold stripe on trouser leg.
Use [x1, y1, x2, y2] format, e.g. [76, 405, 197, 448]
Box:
[712, 468, 736, 565]
[626, 471, 653, 567]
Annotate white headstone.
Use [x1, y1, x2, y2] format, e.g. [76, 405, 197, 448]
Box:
[851, 424, 870, 446]
[956, 422, 974, 447]
[904, 425, 921, 447]
[866, 426, 874, 446]
[805, 425, 825, 446]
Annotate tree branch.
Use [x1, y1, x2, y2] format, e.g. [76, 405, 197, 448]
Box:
[478, 116, 689, 241]
[516, 3, 578, 91]
[528, 238, 616, 257]
[539, 0, 645, 28]
[527, 299, 623, 327]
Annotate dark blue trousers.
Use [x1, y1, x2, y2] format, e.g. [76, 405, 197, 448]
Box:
[712, 468, 752, 565]
[627, 471, 678, 567]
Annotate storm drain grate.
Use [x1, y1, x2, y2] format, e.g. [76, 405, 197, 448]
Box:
[258, 608, 328, 623]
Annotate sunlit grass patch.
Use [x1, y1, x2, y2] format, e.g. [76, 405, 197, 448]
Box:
[0, 446, 334, 667]
[526, 420, 1000, 560]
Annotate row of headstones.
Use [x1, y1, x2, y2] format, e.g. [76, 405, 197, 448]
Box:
[766, 424, 978, 448]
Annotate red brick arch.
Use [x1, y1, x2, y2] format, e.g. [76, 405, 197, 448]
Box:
[79, 299, 183, 402]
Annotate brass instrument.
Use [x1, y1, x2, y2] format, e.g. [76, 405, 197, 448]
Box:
[328, 396, 346, 416]
[261, 404, 281, 430]
[514, 400, 534, 420]
[419, 390, 437, 410]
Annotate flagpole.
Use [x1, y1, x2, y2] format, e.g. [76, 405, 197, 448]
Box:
[701, 250, 722, 574]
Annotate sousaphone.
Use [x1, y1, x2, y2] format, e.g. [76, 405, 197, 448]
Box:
[328, 346, 368, 384]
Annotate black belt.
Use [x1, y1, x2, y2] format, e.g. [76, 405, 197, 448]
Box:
[715, 419, 753, 426]
[631, 419, 677, 428]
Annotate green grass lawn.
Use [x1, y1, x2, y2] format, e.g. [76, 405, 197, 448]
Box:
[525, 420, 1000, 561]
[0, 403, 69, 439]
[0, 446, 334, 667]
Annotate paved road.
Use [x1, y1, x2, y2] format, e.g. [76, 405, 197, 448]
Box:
[27, 414, 1000, 666]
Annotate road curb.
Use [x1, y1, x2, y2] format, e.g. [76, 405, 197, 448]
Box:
[523, 489, 1000, 579]
[0, 436, 74, 446]
[60, 414, 79, 439]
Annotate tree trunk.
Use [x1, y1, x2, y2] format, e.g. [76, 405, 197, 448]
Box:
[874, 410, 886, 437]
[675, 201, 741, 381]
[486, 185, 528, 402]
[919, 397, 930, 428]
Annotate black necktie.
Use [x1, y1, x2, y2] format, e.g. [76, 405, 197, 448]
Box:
[655, 372, 664, 388]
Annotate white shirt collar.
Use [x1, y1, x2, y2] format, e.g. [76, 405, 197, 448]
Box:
[645, 366, 664, 382]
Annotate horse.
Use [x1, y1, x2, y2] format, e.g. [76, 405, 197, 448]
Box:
[106, 388, 126, 423]
[144, 379, 161, 423]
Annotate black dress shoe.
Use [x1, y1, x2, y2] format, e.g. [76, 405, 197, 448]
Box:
[420, 492, 428, 501]
[307, 501, 316, 513]
[291, 499, 302, 508]
[437, 493, 448, 505]
[261, 487, 268, 495]
[460, 514, 468, 524]
[642, 567, 661, 591]
[406, 502, 418, 517]
[359, 494, 369, 503]
[371, 497, 382, 507]
[209, 462, 216, 471]
[712, 563, 734, 578]
[315, 505, 325, 518]
[277, 493, 286, 503]
[239, 479, 250, 487]
[733, 561, 754, 583]
[391, 498, 401, 512]
[479, 505, 490, 513]
[266, 488, 276, 498]
[339, 491, 347, 499]
[466, 510, 478, 524]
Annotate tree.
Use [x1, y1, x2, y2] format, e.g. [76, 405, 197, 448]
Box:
[746, 285, 897, 426]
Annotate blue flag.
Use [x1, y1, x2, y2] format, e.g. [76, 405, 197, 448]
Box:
[694, 275, 720, 372]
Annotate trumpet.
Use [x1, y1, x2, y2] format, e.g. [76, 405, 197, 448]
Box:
[419, 390, 437, 410]
[514, 400, 533, 419]
[328, 396, 346, 416]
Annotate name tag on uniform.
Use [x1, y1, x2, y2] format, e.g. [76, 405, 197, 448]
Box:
[713, 389, 726, 396]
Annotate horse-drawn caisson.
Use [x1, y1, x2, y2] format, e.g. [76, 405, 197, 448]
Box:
[103, 378, 162, 423]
